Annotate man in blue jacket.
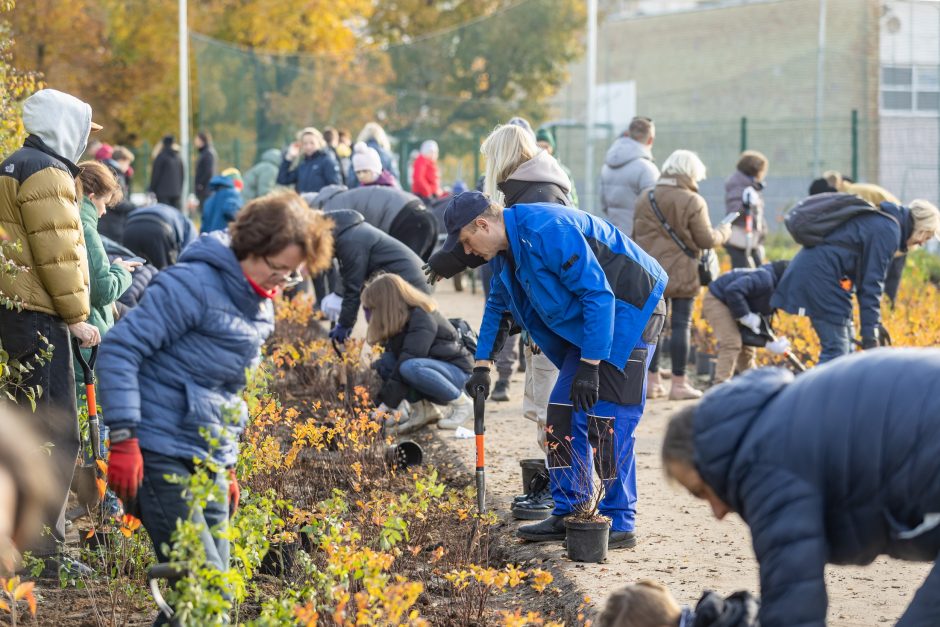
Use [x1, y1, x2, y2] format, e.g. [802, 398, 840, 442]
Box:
[441, 192, 667, 547]
[200, 173, 244, 233]
[663, 349, 940, 626]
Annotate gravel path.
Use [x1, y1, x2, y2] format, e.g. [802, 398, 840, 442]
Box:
[424, 277, 929, 625]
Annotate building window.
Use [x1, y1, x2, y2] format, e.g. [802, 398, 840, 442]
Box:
[882, 65, 940, 113]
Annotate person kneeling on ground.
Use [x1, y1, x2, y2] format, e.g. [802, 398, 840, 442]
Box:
[701, 260, 790, 384]
[362, 273, 474, 434]
[663, 348, 940, 626]
[98, 193, 333, 620]
[442, 191, 667, 550]
[598, 580, 759, 627]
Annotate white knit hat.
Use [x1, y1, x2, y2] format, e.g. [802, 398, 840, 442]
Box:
[352, 142, 382, 174]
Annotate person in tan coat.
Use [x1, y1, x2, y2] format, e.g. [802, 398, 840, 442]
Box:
[0, 89, 101, 575]
[634, 150, 731, 400]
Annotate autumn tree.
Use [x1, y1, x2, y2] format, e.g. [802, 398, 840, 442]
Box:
[0, 0, 40, 158]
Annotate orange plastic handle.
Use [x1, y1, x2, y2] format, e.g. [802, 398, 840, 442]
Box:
[475, 434, 484, 469]
[86, 384, 97, 417]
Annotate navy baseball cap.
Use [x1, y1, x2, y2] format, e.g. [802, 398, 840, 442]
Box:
[441, 191, 490, 253]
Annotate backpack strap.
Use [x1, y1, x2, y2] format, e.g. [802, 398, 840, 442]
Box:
[647, 189, 696, 260]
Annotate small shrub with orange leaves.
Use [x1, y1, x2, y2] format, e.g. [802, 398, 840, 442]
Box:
[0, 576, 35, 625]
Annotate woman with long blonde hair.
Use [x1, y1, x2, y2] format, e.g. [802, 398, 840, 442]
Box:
[276, 126, 342, 193]
[362, 273, 474, 434]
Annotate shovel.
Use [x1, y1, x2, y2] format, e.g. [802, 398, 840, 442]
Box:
[471, 388, 486, 514]
[72, 337, 104, 509]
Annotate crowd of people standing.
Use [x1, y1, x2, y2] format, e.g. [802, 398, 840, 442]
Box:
[3, 86, 940, 626]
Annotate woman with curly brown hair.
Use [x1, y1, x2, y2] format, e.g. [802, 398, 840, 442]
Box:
[97, 192, 333, 608]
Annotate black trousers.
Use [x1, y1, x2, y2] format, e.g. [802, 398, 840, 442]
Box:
[885, 253, 906, 305]
[155, 194, 181, 211]
[389, 205, 438, 262]
[725, 244, 764, 269]
[649, 297, 694, 376]
[0, 307, 79, 555]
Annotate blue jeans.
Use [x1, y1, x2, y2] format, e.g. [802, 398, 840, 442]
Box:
[138, 450, 230, 570]
[398, 358, 470, 404]
[812, 318, 855, 364]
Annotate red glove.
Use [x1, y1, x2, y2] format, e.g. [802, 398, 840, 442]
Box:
[108, 438, 144, 503]
[228, 468, 240, 515]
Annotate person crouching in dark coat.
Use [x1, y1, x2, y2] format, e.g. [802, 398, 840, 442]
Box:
[320, 209, 430, 345]
[663, 348, 940, 627]
[702, 260, 790, 384]
[362, 274, 473, 435]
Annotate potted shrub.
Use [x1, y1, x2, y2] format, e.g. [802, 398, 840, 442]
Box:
[557, 426, 613, 563]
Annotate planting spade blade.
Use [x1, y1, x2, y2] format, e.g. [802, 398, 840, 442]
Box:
[473, 389, 486, 514]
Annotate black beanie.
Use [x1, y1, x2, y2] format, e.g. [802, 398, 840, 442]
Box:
[808, 178, 836, 195]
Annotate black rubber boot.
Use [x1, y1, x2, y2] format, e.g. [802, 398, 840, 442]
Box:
[516, 514, 567, 542]
[608, 530, 637, 550]
[513, 469, 549, 503]
[491, 378, 510, 401]
[511, 486, 554, 520]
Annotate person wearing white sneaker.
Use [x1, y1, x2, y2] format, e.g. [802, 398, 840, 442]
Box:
[362, 274, 473, 433]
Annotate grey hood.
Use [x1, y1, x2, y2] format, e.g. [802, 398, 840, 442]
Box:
[604, 136, 652, 169]
[22, 89, 94, 164]
[508, 150, 571, 193]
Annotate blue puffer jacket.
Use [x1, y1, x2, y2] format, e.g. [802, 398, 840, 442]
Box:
[200, 175, 243, 233]
[694, 349, 940, 627]
[771, 203, 911, 338]
[277, 149, 342, 194]
[477, 202, 667, 370]
[707, 262, 786, 319]
[97, 232, 275, 467]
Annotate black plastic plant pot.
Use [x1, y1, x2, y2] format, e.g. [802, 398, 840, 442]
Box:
[385, 440, 424, 470]
[696, 352, 715, 376]
[260, 541, 298, 577]
[519, 458, 545, 493]
[564, 518, 610, 563]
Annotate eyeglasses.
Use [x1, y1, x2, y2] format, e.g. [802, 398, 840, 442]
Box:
[263, 256, 304, 289]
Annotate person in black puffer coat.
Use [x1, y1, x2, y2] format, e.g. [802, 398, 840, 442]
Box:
[310, 185, 438, 261]
[122, 203, 197, 269]
[663, 349, 940, 627]
[322, 209, 430, 345]
[362, 273, 473, 435]
[100, 236, 158, 317]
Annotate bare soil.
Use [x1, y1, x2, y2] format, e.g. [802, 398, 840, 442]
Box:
[430, 277, 931, 626]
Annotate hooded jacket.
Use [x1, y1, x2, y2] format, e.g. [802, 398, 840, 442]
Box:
[124, 203, 198, 269]
[314, 184, 424, 234]
[200, 175, 243, 233]
[0, 89, 93, 324]
[600, 136, 659, 237]
[243, 148, 282, 201]
[497, 149, 572, 207]
[411, 153, 441, 199]
[97, 232, 275, 467]
[633, 174, 731, 299]
[724, 169, 767, 246]
[476, 202, 667, 370]
[277, 149, 342, 194]
[694, 350, 940, 626]
[770, 202, 909, 339]
[328, 209, 430, 329]
[707, 262, 786, 319]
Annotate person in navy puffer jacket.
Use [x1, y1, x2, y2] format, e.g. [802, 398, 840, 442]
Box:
[771, 199, 940, 363]
[276, 127, 342, 194]
[200, 172, 243, 233]
[663, 348, 940, 627]
[97, 193, 334, 592]
[702, 260, 790, 384]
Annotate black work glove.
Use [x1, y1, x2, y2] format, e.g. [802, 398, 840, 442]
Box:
[569, 360, 600, 413]
[465, 366, 491, 399]
[422, 262, 442, 286]
[860, 336, 878, 350]
[877, 323, 892, 346]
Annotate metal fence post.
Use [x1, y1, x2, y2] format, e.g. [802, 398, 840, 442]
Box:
[233, 138, 241, 171]
[851, 109, 859, 182]
[740, 116, 748, 153]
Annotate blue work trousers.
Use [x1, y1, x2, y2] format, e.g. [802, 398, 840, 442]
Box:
[546, 343, 653, 532]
